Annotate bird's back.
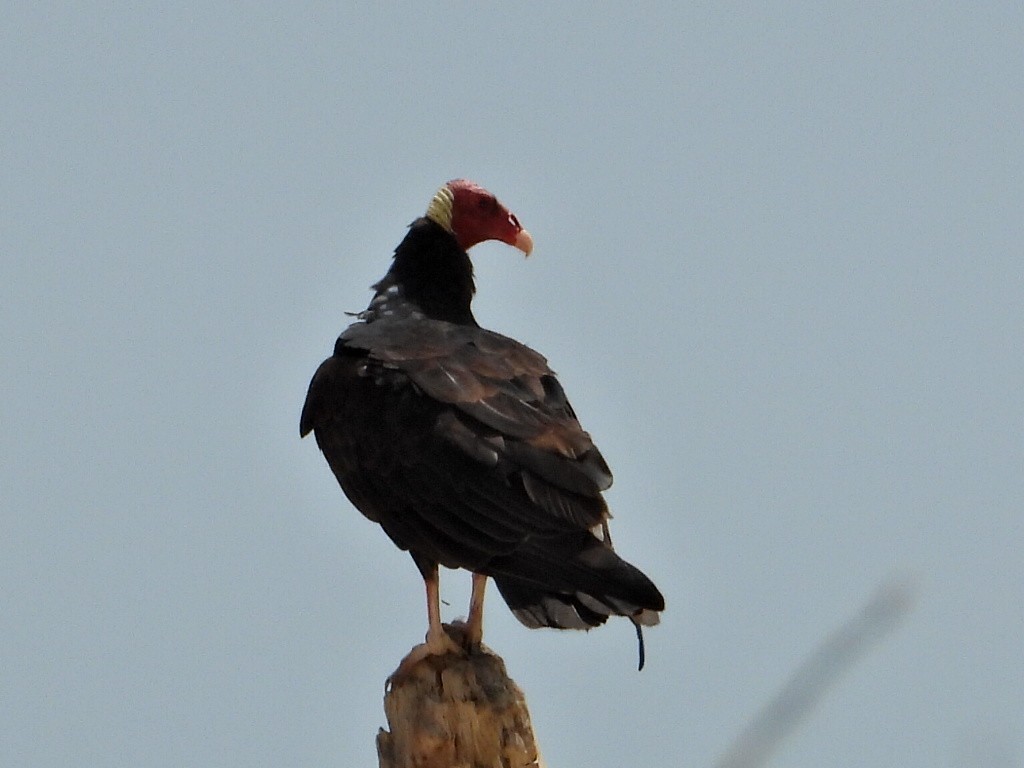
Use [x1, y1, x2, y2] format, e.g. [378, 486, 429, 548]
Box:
[301, 311, 663, 628]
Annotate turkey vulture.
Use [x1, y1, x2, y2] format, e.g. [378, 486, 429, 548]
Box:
[300, 179, 664, 669]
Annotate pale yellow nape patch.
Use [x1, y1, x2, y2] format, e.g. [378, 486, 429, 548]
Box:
[425, 184, 455, 232]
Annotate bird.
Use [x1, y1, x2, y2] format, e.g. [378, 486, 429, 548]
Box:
[300, 179, 664, 670]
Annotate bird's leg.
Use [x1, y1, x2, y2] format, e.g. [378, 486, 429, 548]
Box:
[463, 572, 488, 649]
[387, 562, 462, 687]
[423, 564, 452, 653]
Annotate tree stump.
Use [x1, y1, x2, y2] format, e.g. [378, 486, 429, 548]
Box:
[377, 624, 544, 768]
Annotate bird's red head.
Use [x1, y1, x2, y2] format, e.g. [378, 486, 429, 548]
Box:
[426, 179, 533, 256]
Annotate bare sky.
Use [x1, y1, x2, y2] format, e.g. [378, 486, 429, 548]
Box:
[2, 3, 1021, 766]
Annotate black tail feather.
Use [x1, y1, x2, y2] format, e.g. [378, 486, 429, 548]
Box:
[489, 530, 664, 617]
[488, 529, 663, 669]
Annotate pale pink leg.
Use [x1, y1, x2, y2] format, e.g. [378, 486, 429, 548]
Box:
[465, 572, 488, 648]
[388, 566, 460, 686]
[423, 566, 450, 652]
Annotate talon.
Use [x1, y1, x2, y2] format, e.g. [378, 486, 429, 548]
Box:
[387, 623, 464, 687]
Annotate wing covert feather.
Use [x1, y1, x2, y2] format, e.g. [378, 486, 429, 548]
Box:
[334, 318, 613, 532]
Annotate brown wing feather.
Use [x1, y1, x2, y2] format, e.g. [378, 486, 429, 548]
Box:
[338, 319, 611, 502]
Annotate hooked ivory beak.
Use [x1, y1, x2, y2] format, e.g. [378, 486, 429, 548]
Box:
[514, 229, 534, 257]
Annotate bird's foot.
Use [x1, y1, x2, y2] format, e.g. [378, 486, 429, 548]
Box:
[386, 624, 464, 690]
[448, 618, 482, 652]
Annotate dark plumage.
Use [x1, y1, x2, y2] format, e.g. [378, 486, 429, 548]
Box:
[301, 180, 664, 667]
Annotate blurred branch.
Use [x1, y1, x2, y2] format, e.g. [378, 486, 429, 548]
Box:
[715, 577, 917, 768]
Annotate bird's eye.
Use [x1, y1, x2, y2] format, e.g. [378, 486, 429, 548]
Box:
[478, 196, 497, 212]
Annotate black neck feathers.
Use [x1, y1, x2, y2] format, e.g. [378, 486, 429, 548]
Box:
[369, 218, 477, 326]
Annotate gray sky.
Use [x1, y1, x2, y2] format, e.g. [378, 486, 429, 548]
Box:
[3, 3, 1021, 766]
